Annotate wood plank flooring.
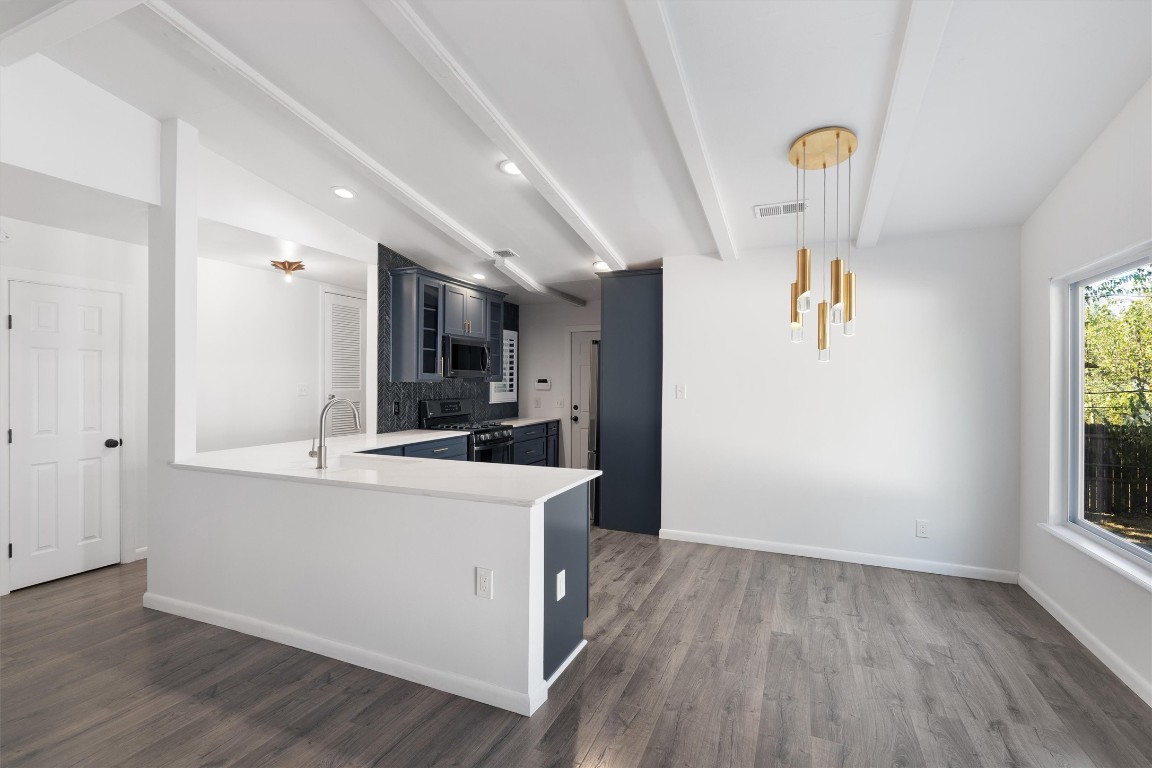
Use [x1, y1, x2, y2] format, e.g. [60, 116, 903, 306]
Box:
[2, 528, 1150, 767]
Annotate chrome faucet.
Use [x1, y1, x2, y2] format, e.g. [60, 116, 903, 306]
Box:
[310, 396, 362, 469]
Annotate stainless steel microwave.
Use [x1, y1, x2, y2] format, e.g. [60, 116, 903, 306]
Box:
[444, 335, 491, 378]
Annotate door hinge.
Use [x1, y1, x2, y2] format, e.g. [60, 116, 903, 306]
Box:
[6, 315, 11, 330]
[8, 543, 11, 558]
[6, 428, 10, 444]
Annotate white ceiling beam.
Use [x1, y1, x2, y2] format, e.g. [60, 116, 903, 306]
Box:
[493, 258, 585, 307]
[624, 0, 737, 261]
[361, 0, 627, 273]
[143, 1, 572, 305]
[855, 0, 953, 248]
[0, 0, 143, 66]
[144, 0, 493, 263]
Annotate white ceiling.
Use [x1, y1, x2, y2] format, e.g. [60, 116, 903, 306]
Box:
[5, 0, 1149, 302]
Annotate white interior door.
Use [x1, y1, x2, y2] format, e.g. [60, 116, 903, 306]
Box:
[569, 331, 599, 469]
[322, 291, 366, 436]
[8, 281, 122, 590]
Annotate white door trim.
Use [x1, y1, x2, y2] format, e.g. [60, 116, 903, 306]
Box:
[0, 267, 142, 596]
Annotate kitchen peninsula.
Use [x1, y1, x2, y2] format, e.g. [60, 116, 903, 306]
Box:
[143, 431, 600, 716]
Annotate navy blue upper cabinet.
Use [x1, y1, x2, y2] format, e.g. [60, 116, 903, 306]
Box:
[391, 271, 445, 382]
[443, 283, 466, 337]
[444, 283, 488, 339]
[485, 295, 504, 382]
[390, 267, 505, 383]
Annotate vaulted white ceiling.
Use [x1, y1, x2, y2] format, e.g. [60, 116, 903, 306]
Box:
[5, 0, 1150, 303]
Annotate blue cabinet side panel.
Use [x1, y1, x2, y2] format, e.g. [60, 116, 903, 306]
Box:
[543, 484, 589, 679]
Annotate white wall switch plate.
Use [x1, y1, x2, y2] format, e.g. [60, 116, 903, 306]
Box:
[476, 567, 494, 599]
[554, 398, 565, 409]
[556, 569, 566, 601]
[675, 384, 687, 399]
[915, 520, 929, 538]
[534, 397, 541, 409]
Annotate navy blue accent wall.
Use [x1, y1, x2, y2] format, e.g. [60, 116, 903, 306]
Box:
[377, 244, 519, 433]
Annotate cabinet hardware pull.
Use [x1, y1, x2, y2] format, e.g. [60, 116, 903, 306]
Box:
[432, 447, 449, 453]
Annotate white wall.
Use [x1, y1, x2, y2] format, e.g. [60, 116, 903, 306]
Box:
[197, 258, 329, 452]
[662, 227, 1022, 581]
[0, 216, 151, 585]
[0, 55, 160, 204]
[518, 299, 601, 467]
[145, 468, 546, 714]
[1019, 79, 1152, 705]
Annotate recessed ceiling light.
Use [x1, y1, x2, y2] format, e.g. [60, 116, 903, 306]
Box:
[472, 273, 486, 280]
[331, 186, 355, 199]
[592, 260, 611, 272]
[498, 160, 522, 176]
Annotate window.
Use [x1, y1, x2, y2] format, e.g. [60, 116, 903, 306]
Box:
[1069, 257, 1152, 562]
[489, 329, 518, 404]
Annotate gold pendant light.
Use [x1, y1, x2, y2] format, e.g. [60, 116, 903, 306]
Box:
[787, 127, 858, 360]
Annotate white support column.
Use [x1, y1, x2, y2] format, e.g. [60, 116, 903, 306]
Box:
[148, 119, 198, 469]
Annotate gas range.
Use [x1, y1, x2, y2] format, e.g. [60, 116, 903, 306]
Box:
[419, 400, 514, 461]
[426, 422, 513, 443]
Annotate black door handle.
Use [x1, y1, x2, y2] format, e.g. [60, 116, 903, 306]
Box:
[571, 415, 579, 423]
[105, 438, 121, 448]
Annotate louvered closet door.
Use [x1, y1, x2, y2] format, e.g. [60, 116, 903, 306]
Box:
[322, 291, 366, 435]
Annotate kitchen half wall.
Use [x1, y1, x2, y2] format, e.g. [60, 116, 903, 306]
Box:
[376, 244, 518, 432]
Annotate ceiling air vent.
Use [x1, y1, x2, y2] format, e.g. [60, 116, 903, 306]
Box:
[753, 200, 808, 219]
[493, 248, 520, 259]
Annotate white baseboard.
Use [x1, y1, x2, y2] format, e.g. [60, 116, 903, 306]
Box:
[142, 591, 541, 716]
[659, 529, 1019, 584]
[135, 546, 148, 557]
[1018, 574, 1152, 708]
[529, 639, 588, 713]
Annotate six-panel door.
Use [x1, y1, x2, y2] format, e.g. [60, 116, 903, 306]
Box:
[8, 281, 122, 590]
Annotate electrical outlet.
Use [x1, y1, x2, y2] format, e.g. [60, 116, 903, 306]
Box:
[476, 567, 494, 599]
[556, 570, 566, 601]
[554, 398, 565, 409]
[534, 397, 541, 409]
[393, 400, 401, 416]
[675, 384, 687, 399]
[296, 384, 309, 397]
[916, 520, 929, 538]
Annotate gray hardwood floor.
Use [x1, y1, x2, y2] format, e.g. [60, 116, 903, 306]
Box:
[2, 528, 1150, 767]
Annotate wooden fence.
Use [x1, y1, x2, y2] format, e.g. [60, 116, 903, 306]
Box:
[1083, 423, 1151, 516]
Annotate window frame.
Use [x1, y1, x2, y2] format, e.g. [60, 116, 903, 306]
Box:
[488, 329, 518, 404]
[1066, 252, 1152, 565]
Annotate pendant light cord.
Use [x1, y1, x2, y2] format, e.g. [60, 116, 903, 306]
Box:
[822, 164, 827, 300]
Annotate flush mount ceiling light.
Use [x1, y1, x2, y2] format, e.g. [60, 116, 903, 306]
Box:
[592, 260, 611, 273]
[788, 127, 858, 361]
[271, 259, 305, 283]
[497, 160, 522, 176]
[472, 273, 486, 280]
[331, 186, 355, 199]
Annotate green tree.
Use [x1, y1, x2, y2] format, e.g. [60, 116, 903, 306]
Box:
[1083, 267, 1152, 429]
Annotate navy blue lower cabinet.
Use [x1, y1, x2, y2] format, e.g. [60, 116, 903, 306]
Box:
[358, 446, 403, 457]
[514, 437, 546, 465]
[404, 436, 468, 460]
[545, 434, 560, 467]
[357, 436, 467, 461]
[543, 484, 589, 679]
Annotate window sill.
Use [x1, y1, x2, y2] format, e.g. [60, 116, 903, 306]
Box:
[1039, 523, 1152, 593]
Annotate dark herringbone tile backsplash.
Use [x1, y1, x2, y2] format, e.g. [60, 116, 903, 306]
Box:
[376, 244, 518, 433]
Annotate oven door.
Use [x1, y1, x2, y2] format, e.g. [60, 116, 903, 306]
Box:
[471, 437, 514, 464]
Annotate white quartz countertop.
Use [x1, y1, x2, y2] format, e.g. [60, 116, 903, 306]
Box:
[172, 430, 599, 507]
[501, 417, 560, 428]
